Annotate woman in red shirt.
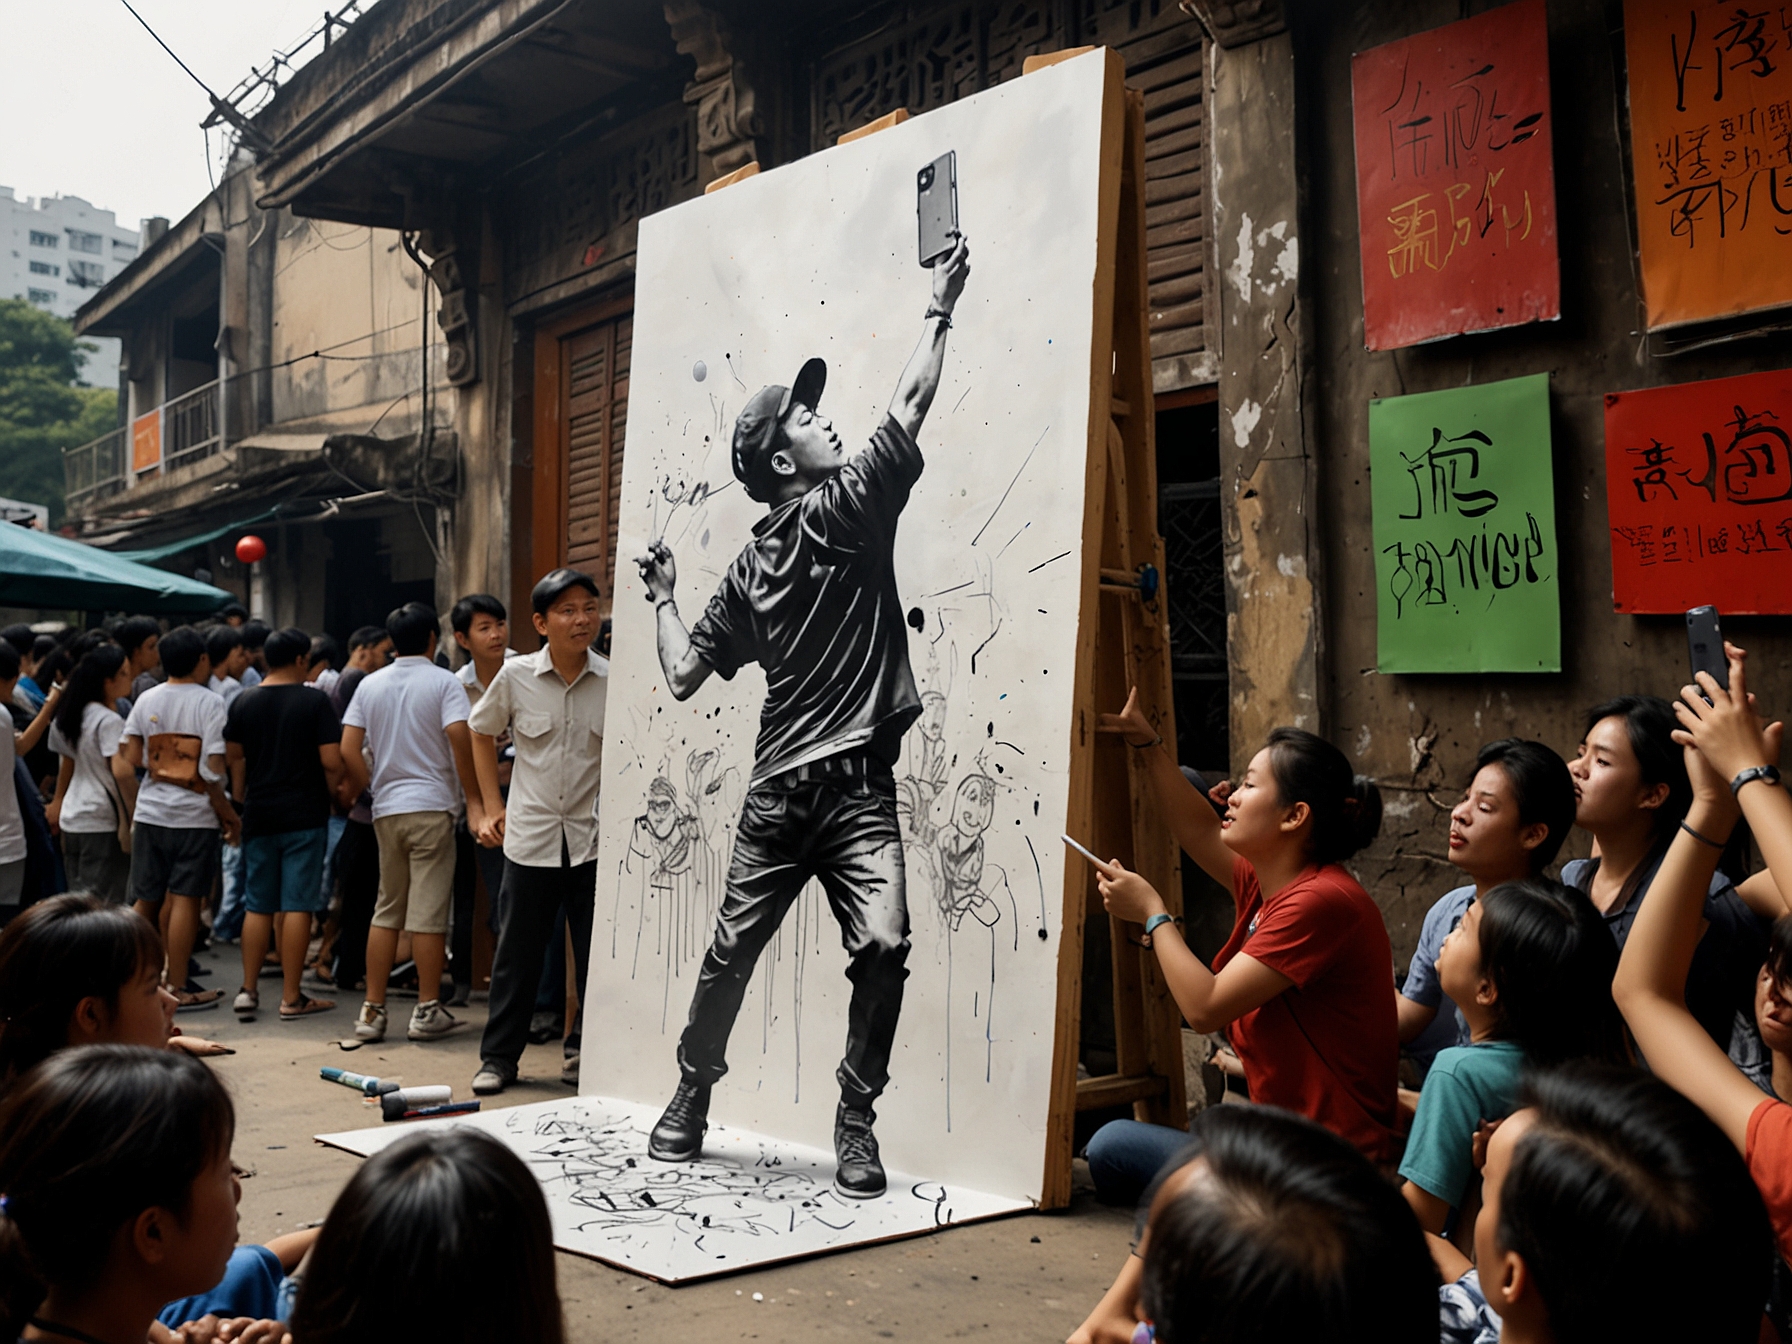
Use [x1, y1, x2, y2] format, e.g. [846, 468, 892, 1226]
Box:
[1095, 689, 1399, 1164]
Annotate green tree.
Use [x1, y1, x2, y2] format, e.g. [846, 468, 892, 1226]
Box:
[0, 300, 120, 525]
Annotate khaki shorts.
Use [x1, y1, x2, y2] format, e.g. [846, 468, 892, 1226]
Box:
[370, 811, 456, 935]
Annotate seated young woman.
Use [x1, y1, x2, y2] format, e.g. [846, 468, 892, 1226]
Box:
[1082, 1105, 1438, 1344]
[288, 1127, 564, 1344]
[1398, 740, 1577, 1075]
[1569, 693, 1771, 1065]
[0, 894, 230, 1091]
[1399, 878, 1624, 1240]
[1613, 642, 1792, 1261]
[1082, 689, 1397, 1209]
[0, 1046, 272, 1344]
[1434, 1065, 1771, 1344]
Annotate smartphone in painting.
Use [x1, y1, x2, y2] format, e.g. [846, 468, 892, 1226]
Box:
[917, 150, 959, 267]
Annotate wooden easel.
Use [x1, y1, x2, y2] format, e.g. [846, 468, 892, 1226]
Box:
[719, 48, 1187, 1210]
[1028, 46, 1187, 1209]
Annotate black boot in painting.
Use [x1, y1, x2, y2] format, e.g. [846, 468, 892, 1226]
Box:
[648, 1080, 710, 1161]
[834, 1100, 887, 1199]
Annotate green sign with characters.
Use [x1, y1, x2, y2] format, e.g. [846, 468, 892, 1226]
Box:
[1369, 372, 1560, 673]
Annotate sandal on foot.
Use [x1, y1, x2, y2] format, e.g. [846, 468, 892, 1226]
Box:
[175, 987, 223, 1013]
[279, 993, 336, 1020]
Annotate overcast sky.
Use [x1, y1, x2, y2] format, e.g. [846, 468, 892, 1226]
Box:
[0, 0, 340, 231]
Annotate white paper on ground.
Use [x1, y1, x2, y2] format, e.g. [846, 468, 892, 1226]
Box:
[315, 1096, 1031, 1283]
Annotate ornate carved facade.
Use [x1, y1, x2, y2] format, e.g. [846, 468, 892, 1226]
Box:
[665, 1, 762, 178]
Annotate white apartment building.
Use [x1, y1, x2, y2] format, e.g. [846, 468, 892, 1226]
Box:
[0, 188, 141, 387]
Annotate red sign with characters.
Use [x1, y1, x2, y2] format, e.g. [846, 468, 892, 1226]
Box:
[1604, 368, 1792, 614]
[1350, 0, 1561, 351]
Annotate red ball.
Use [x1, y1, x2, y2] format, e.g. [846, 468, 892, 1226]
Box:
[234, 534, 267, 564]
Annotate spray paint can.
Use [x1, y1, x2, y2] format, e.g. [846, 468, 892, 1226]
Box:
[320, 1067, 400, 1096]
[382, 1097, 481, 1123]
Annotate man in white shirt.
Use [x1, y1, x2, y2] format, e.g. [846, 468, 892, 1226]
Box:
[340, 602, 485, 1043]
[468, 569, 608, 1095]
[122, 626, 238, 1009]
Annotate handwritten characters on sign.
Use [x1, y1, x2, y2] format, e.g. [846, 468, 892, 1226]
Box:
[1625, 1, 1792, 328]
[1371, 373, 1561, 673]
[1350, 0, 1561, 350]
[1604, 367, 1792, 613]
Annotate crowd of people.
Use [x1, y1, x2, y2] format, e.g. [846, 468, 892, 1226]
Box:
[0, 567, 609, 1101]
[2, 575, 1791, 1342]
[1070, 641, 1792, 1343]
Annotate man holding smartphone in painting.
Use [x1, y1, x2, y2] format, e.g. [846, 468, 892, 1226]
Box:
[635, 231, 971, 1199]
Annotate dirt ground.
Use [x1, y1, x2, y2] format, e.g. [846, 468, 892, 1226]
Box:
[192, 938, 1133, 1343]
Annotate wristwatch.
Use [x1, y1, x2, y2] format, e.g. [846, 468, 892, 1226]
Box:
[1731, 764, 1783, 797]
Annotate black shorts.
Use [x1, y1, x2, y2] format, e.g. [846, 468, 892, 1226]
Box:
[128, 822, 220, 904]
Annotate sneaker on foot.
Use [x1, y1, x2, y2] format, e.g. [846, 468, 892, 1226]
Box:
[560, 1051, 580, 1087]
[834, 1100, 886, 1199]
[353, 1000, 388, 1042]
[407, 999, 459, 1040]
[648, 1080, 710, 1162]
[472, 1063, 513, 1095]
[233, 988, 258, 1020]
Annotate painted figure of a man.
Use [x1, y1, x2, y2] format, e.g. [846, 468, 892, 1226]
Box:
[635, 234, 972, 1198]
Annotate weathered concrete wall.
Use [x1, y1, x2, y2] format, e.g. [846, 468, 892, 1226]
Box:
[1291, 0, 1792, 964]
[1209, 28, 1325, 764]
[268, 216, 439, 433]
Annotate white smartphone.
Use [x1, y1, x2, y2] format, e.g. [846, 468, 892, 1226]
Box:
[1061, 833, 1107, 869]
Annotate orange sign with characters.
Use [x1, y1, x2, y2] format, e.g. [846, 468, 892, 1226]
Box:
[1350, 0, 1561, 350]
[131, 409, 161, 473]
[1604, 367, 1792, 613]
[1625, 0, 1792, 329]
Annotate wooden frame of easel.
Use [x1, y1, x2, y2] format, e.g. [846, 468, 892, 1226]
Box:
[714, 46, 1187, 1211]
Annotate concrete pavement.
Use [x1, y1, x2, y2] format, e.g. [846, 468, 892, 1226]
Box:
[188, 937, 1133, 1342]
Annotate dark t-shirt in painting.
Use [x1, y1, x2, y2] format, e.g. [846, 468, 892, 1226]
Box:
[690, 414, 924, 783]
[225, 684, 341, 836]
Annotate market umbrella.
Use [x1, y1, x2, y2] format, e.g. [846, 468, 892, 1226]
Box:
[0, 523, 233, 614]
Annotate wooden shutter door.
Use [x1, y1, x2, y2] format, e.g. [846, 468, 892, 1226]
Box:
[531, 299, 632, 608]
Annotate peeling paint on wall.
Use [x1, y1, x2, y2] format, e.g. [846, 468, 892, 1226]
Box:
[1227, 212, 1255, 304]
[1229, 398, 1262, 448]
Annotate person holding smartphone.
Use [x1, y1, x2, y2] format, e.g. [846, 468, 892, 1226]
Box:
[633, 233, 971, 1200]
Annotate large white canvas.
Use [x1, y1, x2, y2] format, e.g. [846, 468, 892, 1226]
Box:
[586, 49, 1110, 1208]
[317, 1100, 1030, 1282]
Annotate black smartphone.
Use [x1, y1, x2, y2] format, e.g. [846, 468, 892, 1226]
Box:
[917, 151, 958, 267]
[1687, 605, 1729, 696]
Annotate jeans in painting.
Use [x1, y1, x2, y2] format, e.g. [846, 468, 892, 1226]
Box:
[675, 769, 909, 1108]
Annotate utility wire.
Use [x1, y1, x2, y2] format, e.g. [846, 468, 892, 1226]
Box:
[116, 0, 272, 150]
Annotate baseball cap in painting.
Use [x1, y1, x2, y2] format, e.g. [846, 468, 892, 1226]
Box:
[730, 357, 827, 502]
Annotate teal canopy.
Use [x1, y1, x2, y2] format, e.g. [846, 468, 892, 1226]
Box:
[0, 524, 233, 614]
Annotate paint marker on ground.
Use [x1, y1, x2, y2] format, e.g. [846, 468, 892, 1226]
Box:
[382, 1096, 480, 1123]
[372, 1085, 452, 1112]
[320, 1067, 401, 1096]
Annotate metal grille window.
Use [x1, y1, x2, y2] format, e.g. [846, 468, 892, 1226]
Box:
[26, 288, 54, 304]
[28, 261, 56, 276]
[1160, 479, 1227, 770]
[66, 230, 102, 255]
[28, 231, 57, 248]
[66, 259, 104, 287]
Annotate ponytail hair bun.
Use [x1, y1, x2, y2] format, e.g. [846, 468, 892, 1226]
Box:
[1264, 728, 1383, 865]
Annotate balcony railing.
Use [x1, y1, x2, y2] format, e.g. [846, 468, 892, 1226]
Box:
[62, 379, 222, 515]
[63, 426, 128, 514]
[164, 380, 221, 470]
